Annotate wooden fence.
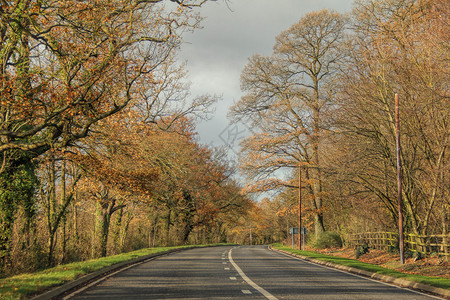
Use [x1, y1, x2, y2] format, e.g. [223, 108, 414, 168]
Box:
[345, 232, 449, 257]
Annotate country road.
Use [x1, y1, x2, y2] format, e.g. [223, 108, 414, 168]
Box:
[67, 245, 441, 299]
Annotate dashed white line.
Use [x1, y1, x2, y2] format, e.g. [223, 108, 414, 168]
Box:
[242, 289, 252, 294]
[224, 267, 230, 270]
[228, 248, 278, 300]
[229, 276, 237, 280]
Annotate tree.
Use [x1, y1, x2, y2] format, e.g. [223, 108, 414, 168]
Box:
[37, 152, 80, 265]
[0, 0, 208, 261]
[0, 0, 207, 170]
[336, 0, 449, 235]
[0, 153, 37, 267]
[230, 10, 348, 237]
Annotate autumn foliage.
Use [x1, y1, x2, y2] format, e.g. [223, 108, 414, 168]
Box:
[0, 0, 448, 277]
[0, 0, 253, 277]
[232, 0, 448, 247]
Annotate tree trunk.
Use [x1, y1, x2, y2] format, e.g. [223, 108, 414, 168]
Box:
[46, 160, 80, 266]
[96, 200, 113, 258]
[60, 160, 67, 263]
[47, 156, 57, 266]
[96, 197, 125, 258]
[120, 212, 132, 251]
[112, 206, 123, 253]
[165, 209, 172, 246]
[181, 224, 194, 244]
[312, 81, 325, 237]
[149, 212, 159, 248]
[98, 206, 111, 258]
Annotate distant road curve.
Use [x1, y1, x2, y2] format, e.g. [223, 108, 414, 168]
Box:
[67, 245, 442, 299]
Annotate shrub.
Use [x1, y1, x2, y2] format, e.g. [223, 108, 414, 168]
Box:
[413, 251, 425, 261]
[388, 245, 398, 254]
[355, 243, 369, 258]
[312, 231, 343, 249]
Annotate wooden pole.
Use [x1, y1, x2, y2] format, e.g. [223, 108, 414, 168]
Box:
[299, 165, 302, 250]
[395, 93, 405, 264]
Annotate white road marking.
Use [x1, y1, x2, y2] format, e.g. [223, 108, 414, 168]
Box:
[242, 289, 252, 294]
[224, 267, 230, 270]
[230, 276, 237, 280]
[222, 262, 227, 264]
[228, 248, 278, 300]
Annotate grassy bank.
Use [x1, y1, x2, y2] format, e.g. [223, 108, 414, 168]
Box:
[272, 244, 450, 290]
[0, 244, 232, 300]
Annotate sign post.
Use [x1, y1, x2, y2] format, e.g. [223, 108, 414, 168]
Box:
[289, 227, 299, 249]
[291, 230, 294, 249]
[301, 227, 307, 250]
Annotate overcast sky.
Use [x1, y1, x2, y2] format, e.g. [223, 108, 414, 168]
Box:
[179, 0, 354, 155]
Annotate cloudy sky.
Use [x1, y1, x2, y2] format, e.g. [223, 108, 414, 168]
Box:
[179, 0, 353, 155]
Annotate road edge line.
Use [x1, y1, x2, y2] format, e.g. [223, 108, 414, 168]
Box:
[269, 246, 449, 300]
[32, 245, 232, 300]
[228, 248, 278, 300]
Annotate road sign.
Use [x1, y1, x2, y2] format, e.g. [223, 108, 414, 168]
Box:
[301, 227, 307, 234]
[289, 227, 299, 234]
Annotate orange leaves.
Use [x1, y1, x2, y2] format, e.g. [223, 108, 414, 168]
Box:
[0, 0, 207, 161]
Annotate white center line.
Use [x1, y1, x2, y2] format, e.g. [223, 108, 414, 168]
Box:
[242, 290, 252, 294]
[228, 248, 278, 300]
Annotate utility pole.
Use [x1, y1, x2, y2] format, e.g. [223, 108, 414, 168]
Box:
[298, 165, 302, 250]
[395, 93, 405, 264]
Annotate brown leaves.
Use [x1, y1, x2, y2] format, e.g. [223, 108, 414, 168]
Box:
[0, 0, 205, 171]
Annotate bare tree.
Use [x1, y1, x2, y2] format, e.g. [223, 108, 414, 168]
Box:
[231, 10, 348, 237]
[336, 0, 449, 235]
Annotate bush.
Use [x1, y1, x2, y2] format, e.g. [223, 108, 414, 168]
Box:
[312, 231, 343, 249]
[404, 249, 425, 260]
[355, 243, 369, 259]
[413, 251, 425, 261]
[388, 245, 398, 254]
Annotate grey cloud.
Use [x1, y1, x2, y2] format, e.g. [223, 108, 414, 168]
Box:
[179, 0, 353, 149]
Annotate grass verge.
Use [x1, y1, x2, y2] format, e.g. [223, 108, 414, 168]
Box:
[0, 243, 232, 300]
[271, 244, 450, 290]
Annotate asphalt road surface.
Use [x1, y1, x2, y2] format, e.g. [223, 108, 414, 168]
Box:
[68, 245, 441, 299]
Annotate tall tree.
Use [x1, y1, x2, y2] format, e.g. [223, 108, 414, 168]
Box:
[230, 10, 347, 236]
[336, 0, 449, 235]
[0, 0, 206, 171]
[0, 0, 207, 260]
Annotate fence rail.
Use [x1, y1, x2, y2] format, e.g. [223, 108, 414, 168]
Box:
[345, 232, 449, 257]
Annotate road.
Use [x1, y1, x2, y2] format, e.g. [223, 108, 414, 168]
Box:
[68, 245, 441, 299]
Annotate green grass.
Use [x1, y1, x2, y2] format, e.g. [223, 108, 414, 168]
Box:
[272, 244, 450, 290]
[0, 244, 232, 300]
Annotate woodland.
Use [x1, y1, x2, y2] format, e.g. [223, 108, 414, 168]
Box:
[0, 0, 448, 277]
[232, 0, 448, 252]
